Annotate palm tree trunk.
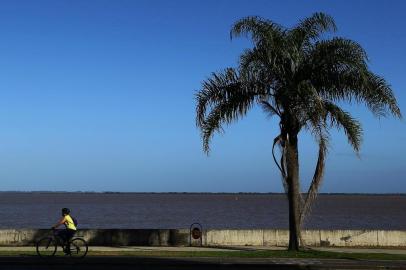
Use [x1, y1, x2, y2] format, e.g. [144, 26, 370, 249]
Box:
[286, 134, 301, 251]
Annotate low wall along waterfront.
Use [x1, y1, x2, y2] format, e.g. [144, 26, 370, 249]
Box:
[0, 229, 404, 247]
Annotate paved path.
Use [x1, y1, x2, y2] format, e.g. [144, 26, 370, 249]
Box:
[224, 245, 406, 255]
[1, 245, 405, 255]
[315, 246, 406, 255]
[0, 246, 236, 252]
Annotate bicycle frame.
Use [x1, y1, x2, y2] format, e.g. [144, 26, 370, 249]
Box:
[37, 229, 88, 258]
[51, 229, 69, 249]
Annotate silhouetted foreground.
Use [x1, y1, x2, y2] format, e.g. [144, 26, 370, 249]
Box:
[0, 256, 405, 270]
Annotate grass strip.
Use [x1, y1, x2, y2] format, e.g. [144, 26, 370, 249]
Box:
[0, 249, 405, 260]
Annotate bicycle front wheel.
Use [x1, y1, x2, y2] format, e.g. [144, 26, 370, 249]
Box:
[69, 238, 88, 258]
[36, 237, 57, 258]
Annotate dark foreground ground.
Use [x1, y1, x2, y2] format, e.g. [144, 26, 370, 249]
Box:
[1, 256, 405, 270]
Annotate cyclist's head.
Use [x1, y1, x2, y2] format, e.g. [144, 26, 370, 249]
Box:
[61, 208, 70, 216]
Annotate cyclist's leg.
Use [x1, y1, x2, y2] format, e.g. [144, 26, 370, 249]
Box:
[56, 230, 67, 245]
[56, 230, 70, 253]
[65, 230, 76, 254]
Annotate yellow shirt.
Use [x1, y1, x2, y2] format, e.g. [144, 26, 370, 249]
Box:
[64, 215, 77, 231]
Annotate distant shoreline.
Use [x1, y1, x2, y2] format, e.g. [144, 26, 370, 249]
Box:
[0, 191, 405, 196]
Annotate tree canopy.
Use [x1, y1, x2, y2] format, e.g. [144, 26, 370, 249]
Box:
[195, 12, 401, 250]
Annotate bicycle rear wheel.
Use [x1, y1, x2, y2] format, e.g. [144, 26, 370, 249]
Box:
[36, 237, 57, 258]
[69, 238, 88, 258]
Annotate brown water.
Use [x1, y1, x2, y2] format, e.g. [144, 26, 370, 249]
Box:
[0, 193, 404, 229]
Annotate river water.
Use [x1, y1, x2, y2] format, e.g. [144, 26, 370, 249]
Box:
[0, 192, 404, 229]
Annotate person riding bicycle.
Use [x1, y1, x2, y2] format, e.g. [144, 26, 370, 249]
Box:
[51, 208, 77, 254]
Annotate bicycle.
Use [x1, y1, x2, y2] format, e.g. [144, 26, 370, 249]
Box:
[36, 229, 88, 258]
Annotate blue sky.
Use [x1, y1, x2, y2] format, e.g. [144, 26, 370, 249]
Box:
[0, 0, 404, 192]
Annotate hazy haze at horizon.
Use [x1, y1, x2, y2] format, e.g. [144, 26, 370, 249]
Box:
[0, 0, 405, 192]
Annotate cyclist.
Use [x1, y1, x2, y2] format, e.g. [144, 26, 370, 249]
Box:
[51, 208, 77, 254]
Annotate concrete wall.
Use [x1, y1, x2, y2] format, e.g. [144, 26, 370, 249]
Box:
[204, 229, 406, 247]
[0, 229, 190, 247]
[0, 229, 404, 247]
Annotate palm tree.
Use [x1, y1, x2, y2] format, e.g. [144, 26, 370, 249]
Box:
[195, 13, 401, 251]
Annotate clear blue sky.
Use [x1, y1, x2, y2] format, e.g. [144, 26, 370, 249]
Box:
[0, 0, 404, 192]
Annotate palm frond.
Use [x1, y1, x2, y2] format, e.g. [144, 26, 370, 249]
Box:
[280, 143, 288, 193]
[196, 68, 263, 153]
[200, 90, 256, 153]
[230, 16, 284, 45]
[260, 100, 280, 118]
[239, 48, 268, 74]
[196, 68, 240, 127]
[272, 134, 285, 176]
[360, 72, 402, 118]
[308, 37, 368, 72]
[289, 12, 337, 52]
[323, 101, 363, 153]
[304, 38, 401, 119]
[301, 128, 328, 223]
